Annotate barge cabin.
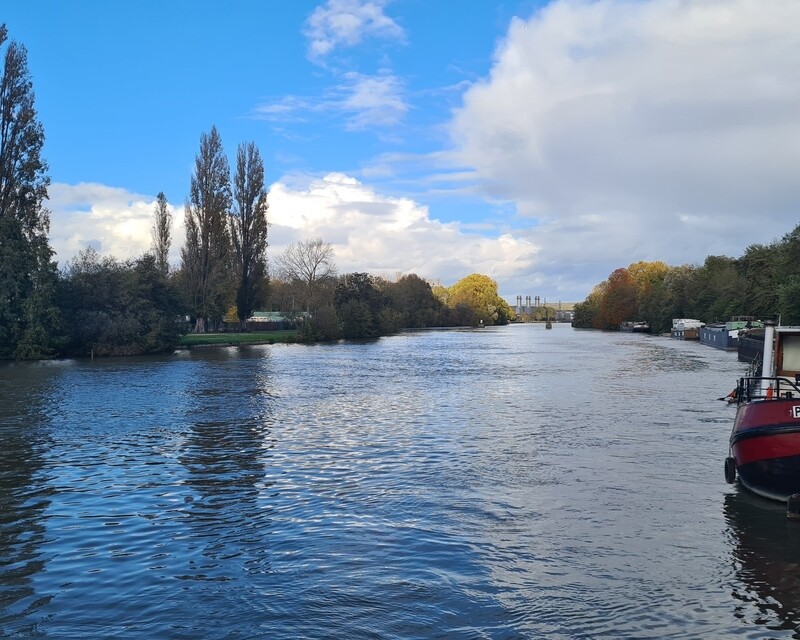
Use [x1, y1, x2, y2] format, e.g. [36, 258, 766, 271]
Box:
[700, 316, 762, 351]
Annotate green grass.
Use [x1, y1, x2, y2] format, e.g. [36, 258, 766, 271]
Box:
[179, 330, 298, 347]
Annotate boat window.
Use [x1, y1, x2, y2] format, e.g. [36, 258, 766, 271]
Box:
[781, 335, 800, 373]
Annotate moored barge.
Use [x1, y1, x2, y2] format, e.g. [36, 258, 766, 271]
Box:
[726, 321, 800, 501]
[671, 318, 703, 340]
[700, 316, 761, 351]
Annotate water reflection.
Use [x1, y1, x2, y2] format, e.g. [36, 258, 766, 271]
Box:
[0, 362, 62, 633]
[725, 491, 800, 637]
[178, 350, 276, 581]
[0, 330, 793, 638]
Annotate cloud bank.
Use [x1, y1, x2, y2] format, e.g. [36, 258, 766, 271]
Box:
[47, 183, 185, 267]
[450, 0, 800, 290]
[47, 175, 537, 296]
[48, 0, 800, 303]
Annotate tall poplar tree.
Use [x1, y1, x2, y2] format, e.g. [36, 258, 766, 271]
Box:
[150, 191, 172, 277]
[180, 126, 232, 333]
[230, 142, 268, 328]
[0, 25, 59, 358]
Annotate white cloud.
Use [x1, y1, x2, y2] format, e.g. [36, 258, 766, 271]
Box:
[340, 72, 407, 130]
[268, 173, 538, 288]
[46, 176, 538, 295]
[47, 183, 185, 268]
[450, 0, 800, 293]
[251, 96, 313, 123]
[58, 1, 800, 303]
[304, 0, 405, 62]
[252, 71, 407, 132]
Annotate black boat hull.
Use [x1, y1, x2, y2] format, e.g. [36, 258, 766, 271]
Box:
[735, 453, 800, 502]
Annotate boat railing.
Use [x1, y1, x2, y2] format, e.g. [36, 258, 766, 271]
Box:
[746, 352, 763, 378]
[737, 376, 800, 403]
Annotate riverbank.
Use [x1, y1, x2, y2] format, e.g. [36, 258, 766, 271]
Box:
[178, 330, 298, 348]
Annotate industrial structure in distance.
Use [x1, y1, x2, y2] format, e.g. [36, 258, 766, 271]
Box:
[512, 295, 575, 323]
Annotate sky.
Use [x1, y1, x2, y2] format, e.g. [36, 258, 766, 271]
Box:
[4, 0, 800, 304]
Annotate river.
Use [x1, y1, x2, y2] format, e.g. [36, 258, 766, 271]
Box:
[0, 324, 798, 639]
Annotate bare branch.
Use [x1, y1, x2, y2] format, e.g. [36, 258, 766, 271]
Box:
[276, 238, 336, 311]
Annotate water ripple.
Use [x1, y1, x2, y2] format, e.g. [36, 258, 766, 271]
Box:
[0, 328, 785, 638]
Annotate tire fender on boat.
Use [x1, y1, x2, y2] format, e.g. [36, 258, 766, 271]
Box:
[724, 457, 736, 484]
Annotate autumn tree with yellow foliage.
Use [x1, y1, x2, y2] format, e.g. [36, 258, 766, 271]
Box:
[445, 274, 514, 326]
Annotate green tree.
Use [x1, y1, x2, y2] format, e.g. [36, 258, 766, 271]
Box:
[777, 276, 800, 326]
[0, 25, 59, 359]
[59, 249, 181, 356]
[572, 282, 606, 329]
[625, 261, 672, 331]
[661, 264, 699, 321]
[779, 224, 800, 275]
[180, 126, 233, 333]
[774, 225, 800, 323]
[692, 255, 744, 321]
[637, 278, 672, 334]
[298, 305, 341, 342]
[335, 272, 385, 338]
[230, 141, 269, 329]
[738, 243, 780, 319]
[150, 191, 172, 277]
[385, 274, 443, 327]
[627, 261, 669, 299]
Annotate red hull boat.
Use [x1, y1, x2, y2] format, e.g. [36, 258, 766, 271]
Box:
[726, 321, 800, 501]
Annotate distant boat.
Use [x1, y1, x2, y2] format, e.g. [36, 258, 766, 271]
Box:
[700, 316, 761, 351]
[620, 321, 651, 333]
[725, 320, 800, 502]
[671, 318, 703, 340]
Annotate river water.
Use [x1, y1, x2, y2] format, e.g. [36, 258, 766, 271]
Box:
[1, 324, 798, 638]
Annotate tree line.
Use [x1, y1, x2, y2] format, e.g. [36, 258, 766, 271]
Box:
[290, 271, 514, 342]
[572, 223, 800, 333]
[0, 25, 514, 359]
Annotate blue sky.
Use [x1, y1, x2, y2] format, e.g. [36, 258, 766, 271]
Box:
[5, 0, 800, 303]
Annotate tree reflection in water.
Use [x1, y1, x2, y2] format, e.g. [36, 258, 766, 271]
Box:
[725, 491, 800, 637]
[0, 363, 62, 633]
[178, 347, 277, 581]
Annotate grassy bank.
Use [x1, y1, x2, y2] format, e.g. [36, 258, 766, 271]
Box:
[179, 330, 298, 347]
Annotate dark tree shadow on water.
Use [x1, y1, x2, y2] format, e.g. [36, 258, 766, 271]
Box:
[0, 363, 63, 635]
[725, 491, 800, 638]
